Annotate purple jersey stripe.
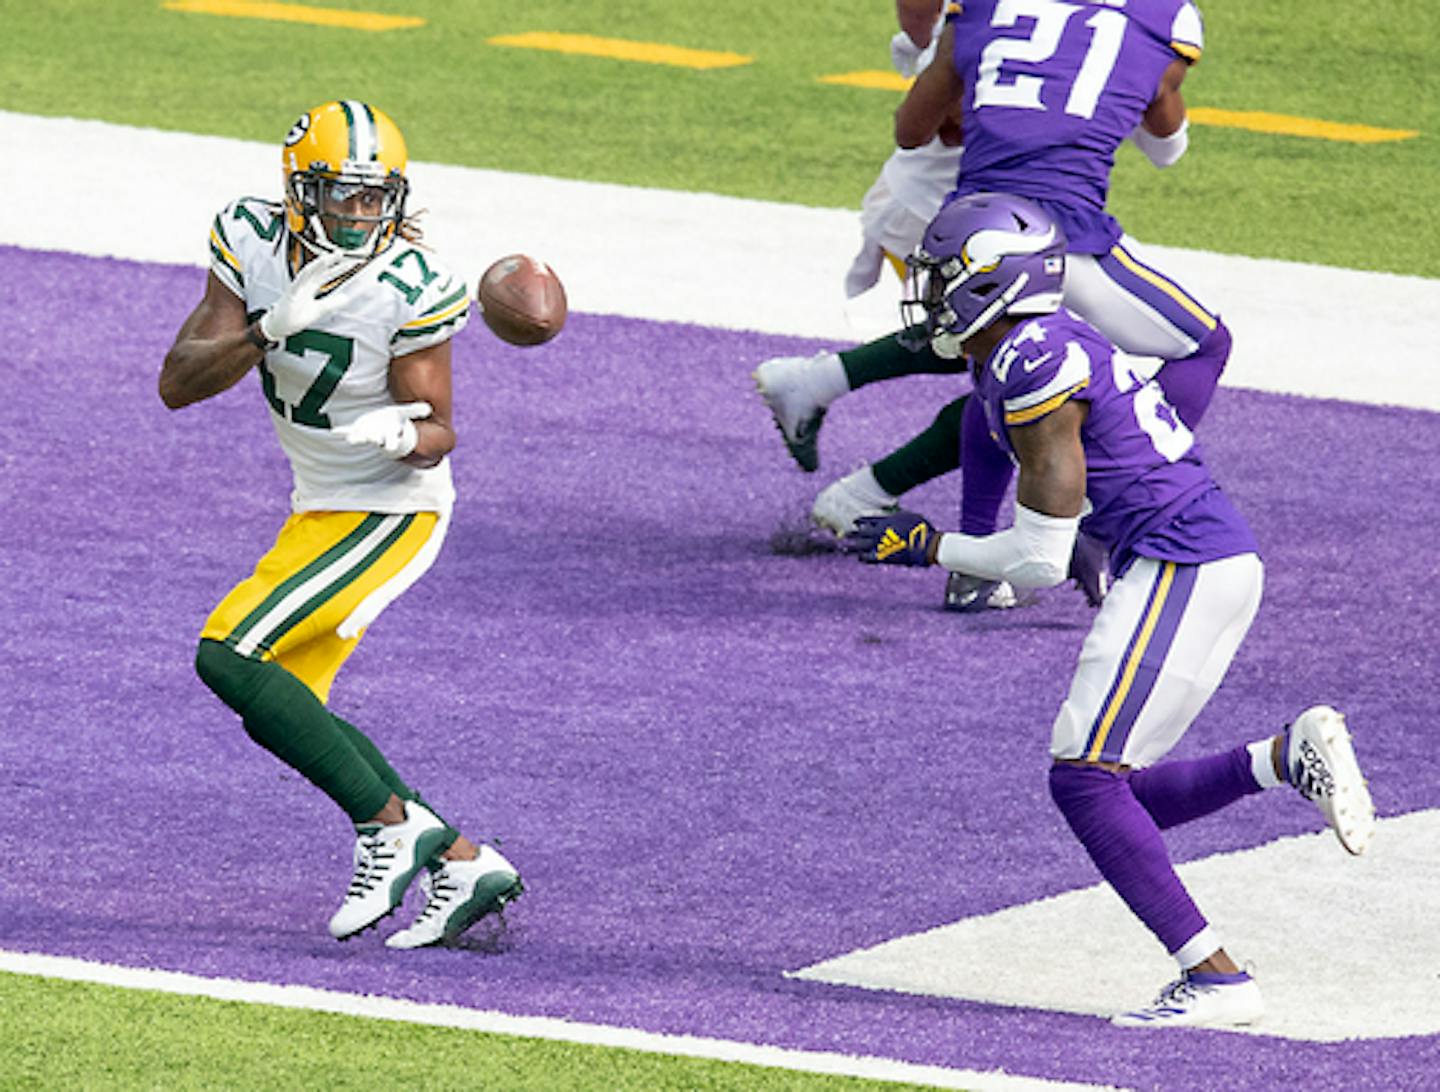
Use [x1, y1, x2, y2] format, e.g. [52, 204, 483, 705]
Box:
[1084, 561, 1198, 762]
[1099, 243, 1219, 343]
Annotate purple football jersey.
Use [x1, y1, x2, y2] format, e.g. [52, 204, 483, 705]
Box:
[946, 0, 1204, 252]
[972, 310, 1257, 573]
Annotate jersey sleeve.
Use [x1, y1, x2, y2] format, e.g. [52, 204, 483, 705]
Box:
[390, 260, 471, 357]
[1170, 2, 1205, 64]
[208, 197, 285, 299]
[207, 201, 246, 298]
[995, 326, 1096, 429]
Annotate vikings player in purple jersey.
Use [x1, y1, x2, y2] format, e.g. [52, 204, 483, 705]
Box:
[846, 194, 1376, 1029]
[756, 0, 1228, 611]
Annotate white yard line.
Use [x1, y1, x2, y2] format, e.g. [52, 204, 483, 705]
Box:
[0, 950, 1121, 1092]
[3, 110, 1438, 411]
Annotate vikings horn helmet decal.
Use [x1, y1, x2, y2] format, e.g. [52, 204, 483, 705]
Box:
[281, 100, 410, 259]
[902, 192, 1067, 346]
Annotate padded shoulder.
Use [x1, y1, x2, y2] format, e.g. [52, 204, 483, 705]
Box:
[985, 315, 1104, 428]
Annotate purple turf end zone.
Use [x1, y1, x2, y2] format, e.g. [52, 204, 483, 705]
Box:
[1, 245, 1437, 1090]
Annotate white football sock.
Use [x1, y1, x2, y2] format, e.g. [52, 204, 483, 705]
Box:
[805, 350, 851, 408]
[1249, 738, 1284, 788]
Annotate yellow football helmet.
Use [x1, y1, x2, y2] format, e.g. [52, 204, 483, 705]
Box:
[281, 100, 410, 258]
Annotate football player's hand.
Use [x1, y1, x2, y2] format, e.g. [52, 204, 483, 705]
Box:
[335, 402, 432, 459]
[258, 251, 361, 344]
[1068, 530, 1111, 608]
[890, 30, 925, 76]
[844, 511, 937, 566]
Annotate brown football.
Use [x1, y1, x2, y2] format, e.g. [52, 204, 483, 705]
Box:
[477, 254, 567, 346]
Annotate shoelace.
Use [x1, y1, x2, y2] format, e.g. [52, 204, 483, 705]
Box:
[1293, 739, 1335, 802]
[1126, 977, 1205, 1018]
[346, 829, 397, 898]
[412, 868, 460, 924]
[1155, 978, 1200, 1006]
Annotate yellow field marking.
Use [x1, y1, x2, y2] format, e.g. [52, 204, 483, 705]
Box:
[489, 32, 751, 70]
[820, 71, 912, 91]
[1187, 107, 1417, 144]
[816, 74, 1418, 144]
[161, 0, 424, 31]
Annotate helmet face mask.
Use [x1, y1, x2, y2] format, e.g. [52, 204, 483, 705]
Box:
[901, 193, 1067, 347]
[282, 100, 410, 259]
[287, 173, 409, 254]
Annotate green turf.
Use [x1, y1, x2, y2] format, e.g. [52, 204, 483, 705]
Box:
[4, 0, 1437, 275]
[1, 972, 948, 1091]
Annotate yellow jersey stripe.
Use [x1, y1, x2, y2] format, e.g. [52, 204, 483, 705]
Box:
[401, 297, 469, 331]
[1004, 380, 1089, 426]
[208, 228, 242, 275]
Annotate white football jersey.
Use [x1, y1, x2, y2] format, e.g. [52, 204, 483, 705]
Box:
[208, 197, 470, 514]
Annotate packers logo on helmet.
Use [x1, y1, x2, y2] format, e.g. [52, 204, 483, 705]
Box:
[282, 100, 410, 259]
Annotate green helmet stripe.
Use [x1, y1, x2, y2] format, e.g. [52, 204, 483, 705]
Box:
[339, 99, 378, 163]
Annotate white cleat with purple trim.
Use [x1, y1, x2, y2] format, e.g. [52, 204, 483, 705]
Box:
[1286, 705, 1376, 855]
[1112, 971, 1264, 1029]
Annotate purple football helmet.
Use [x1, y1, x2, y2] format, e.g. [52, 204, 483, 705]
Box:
[902, 192, 1067, 348]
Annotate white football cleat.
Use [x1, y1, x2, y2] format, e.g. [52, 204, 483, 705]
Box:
[811, 465, 898, 536]
[385, 845, 524, 949]
[1286, 705, 1376, 855]
[1112, 971, 1264, 1029]
[328, 800, 449, 940]
[753, 352, 838, 473]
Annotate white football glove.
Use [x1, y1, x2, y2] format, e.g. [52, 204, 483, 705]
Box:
[890, 30, 925, 76]
[335, 401, 432, 460]
[258, 251, 362, 344]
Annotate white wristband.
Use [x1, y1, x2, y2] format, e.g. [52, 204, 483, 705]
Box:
[1131, 118, 1189, 168]
[934, 504, 1079, 589]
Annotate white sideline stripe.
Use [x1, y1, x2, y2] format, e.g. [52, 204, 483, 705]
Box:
[792, 810, 1440, 1043]
[0, 951, 1121, 1092]
[3, 110, 1438, 412]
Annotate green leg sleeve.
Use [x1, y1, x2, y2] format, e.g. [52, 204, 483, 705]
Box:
[872, 395, 967, 497]
[331, 714, 458, 853]
[839, 326, 968, 391]
[195, 638, 392, 823]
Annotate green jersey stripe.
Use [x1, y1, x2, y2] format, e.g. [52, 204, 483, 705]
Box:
[392, 313, 465, 341]
[419, 286, 469, 318]
[209, 240, 244, 288]
[224, 514, 389, 651]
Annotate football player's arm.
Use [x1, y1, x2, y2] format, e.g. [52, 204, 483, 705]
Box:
[1011, 401, 1088, 520]
[1132, 58, 1191, 167]
[927, 402, 1087, 586]
[158, 272, 265, 409]
[896, 0, 944, 49]
[895, 22, 962, 148]
[388, 341, 456, 469]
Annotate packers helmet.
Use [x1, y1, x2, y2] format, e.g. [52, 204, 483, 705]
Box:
[281, 100, 410, 258]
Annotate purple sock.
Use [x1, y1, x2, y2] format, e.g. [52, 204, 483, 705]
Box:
[960, 394, 1014, 534]
[1156, 320, 1231, 429]
[1129, 745, 1262, 830]
[1049, 764, 1207, 957]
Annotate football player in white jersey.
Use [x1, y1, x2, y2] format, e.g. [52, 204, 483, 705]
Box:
[843, 0, 963, 300]
[159, 100, 521, 949]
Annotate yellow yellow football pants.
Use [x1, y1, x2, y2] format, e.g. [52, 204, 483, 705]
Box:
[201, 510, 442, 704]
